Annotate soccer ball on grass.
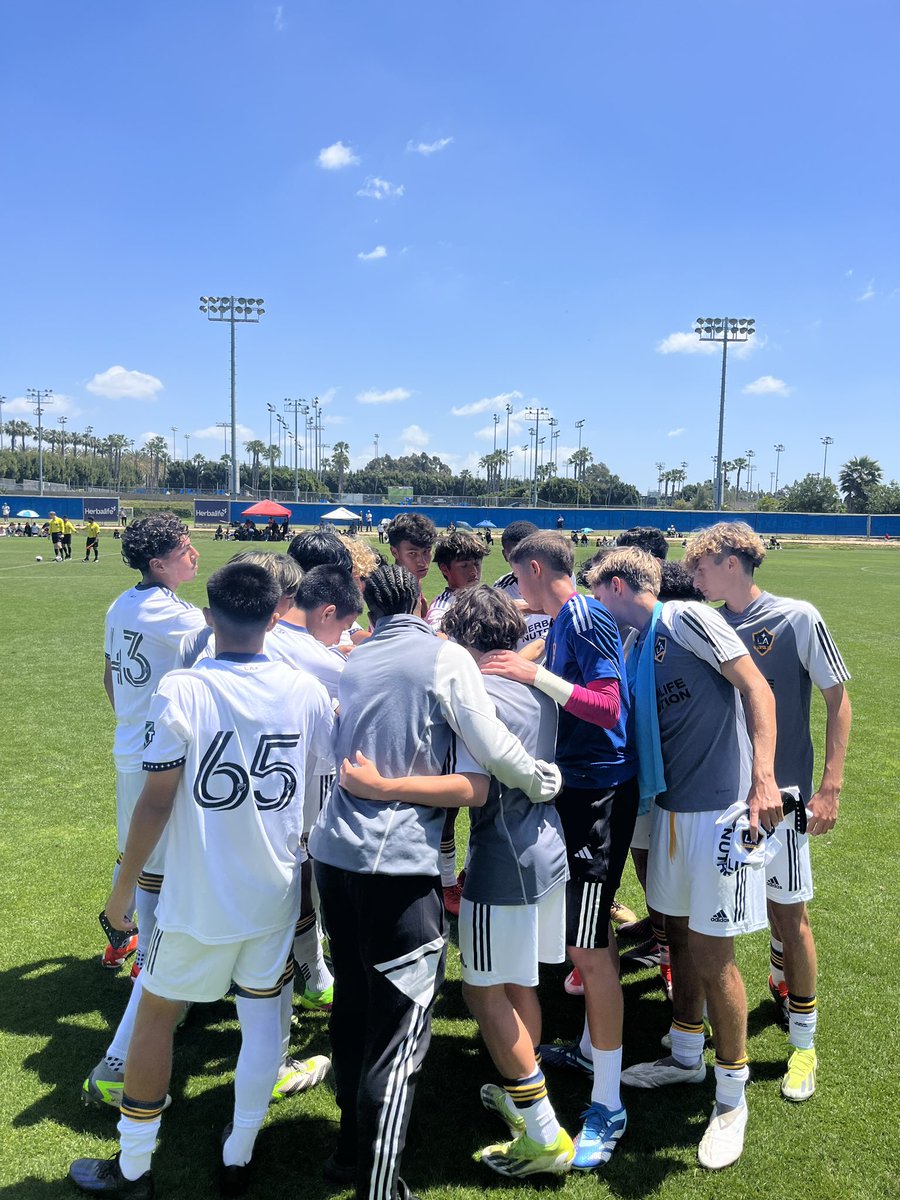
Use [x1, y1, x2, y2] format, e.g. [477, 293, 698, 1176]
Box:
[35, 555, 43, 562]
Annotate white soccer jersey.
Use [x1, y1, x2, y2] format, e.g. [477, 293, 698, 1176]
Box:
[142, 655, 335, 943]
[493, 572, 551, 647]
[265, 619, 345, 701]
[425, 586, 456, 632]
[105, 584, 206, 771]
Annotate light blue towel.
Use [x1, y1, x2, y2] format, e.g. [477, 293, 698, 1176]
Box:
[626, 601, 667, 813]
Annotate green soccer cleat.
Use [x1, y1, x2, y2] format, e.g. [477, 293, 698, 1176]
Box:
[480, 1083, 526, 1136]
[82, 1060, 125, 1109]
[297, 983, 334, 1012]
[475, 1130, 574, 1178]
[271, 1054, 331, 1101]
[781, 1047, 817, 1101]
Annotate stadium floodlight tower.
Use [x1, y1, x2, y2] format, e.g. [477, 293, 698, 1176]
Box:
[694, 316, 756, 508]
[199, 296, 266, 497]
[525, 405, 550, 505]
[774, 443, 785, 492]
[820, 436, 834, 479]
[26, 388, 53, 496]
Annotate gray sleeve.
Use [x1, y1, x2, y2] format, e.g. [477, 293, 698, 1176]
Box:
[433, 643, 561, 803]
[784, 600, 851, 690]
[667, 601, 748, 670]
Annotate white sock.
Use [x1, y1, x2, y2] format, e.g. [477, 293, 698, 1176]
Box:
[293, 917, 333, 994]
[590, 1046, 623, 1110]
[713, 1059, 749, 1112]
[578, 1016, 592, 1060]
[669, 1020, 704, 1067]
[134, 883, 159, 970]
[229, 994, 283, 1165]
[117, 1108, 163, 1179]
[788, 996, 817, 1050]
[505, 1069, 561, 1145]
[107, 971, 145, 1062]
[439, 839, 457, 887]
[770, 938, 785, 986]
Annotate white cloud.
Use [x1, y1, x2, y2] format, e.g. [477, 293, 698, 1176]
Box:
[317, 140, 360, 170]
[86, 365, 163, 400]
[742, 375, 792, 397]
[407, 136, 453, 155]
[273, 5, 285, 32]
[475, 405, 544, 441]
[4, 391, 81, 419]
[356, 176, 405, 200]
[358, 245, 387, 261]
[656, 331, 718, 356]
[451, 389, 523, 417]
[667, 427, 686, 438]
[401, 424, 430, 452]
[356, 387, 411, 406]
[855, 278, 875, 302]
[191, 422, 255, 443]
[656, 329, 765, 360]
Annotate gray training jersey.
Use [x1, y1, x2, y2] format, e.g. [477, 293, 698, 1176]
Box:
[650, 601, 751, 814]
[464, 675, 568, 906]
[308, 614, 561, 877]
[719, 591, 850, 801]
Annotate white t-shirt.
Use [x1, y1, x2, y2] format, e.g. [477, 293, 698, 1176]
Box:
[265, 619, 345, 701]
[142, 655, 334, 943]
[105, 584, 206, 771]
[425, 586, 456, 632]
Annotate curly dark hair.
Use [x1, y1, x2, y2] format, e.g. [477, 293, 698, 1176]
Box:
[433, 530, 490, 569]
[616, 526, 669, 561]
[386, 512, 437, 549]
[659, 561, 705, 602]
[500, 520, 538, 553]
[121, 513, 190, 574]
[363, 562, 421, 623]
[441, 584, 524, 653]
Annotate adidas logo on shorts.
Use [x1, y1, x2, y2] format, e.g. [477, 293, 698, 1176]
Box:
[767, 875, 781, 889]
[710, 909, 730, 924]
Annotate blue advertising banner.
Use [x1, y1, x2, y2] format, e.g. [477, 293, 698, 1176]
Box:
[195, 499, 230, 524]
[83, 497, 120, 521]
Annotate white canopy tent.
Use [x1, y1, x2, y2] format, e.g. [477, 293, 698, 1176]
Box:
[320, 506, 363, 522]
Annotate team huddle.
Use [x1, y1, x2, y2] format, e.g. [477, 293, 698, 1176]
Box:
[66, 511, 851, 1199]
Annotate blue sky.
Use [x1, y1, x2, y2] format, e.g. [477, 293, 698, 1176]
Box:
[2, 1, 898, 492]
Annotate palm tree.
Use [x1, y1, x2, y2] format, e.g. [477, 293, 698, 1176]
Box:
[5, 420, 33, 451]
[838, 455, 883, 513]
[331, 441, 351, 497]
[731, 456, 748, 500]
[244, 439, 267, 493]
[192, 453, 208, 489]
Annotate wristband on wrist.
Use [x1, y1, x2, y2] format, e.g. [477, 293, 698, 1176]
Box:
[533, 664, 574, 707]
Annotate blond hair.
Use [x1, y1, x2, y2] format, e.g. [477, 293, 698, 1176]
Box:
[585, 546, 662, 595]
[682, 522, 766, 572]
[229, 549, 303, 599]
[338, 535, 381, 581]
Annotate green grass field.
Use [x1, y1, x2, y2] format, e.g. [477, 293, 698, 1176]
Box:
[1, 533, 898, 1200]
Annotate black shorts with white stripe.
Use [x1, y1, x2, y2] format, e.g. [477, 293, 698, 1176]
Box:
[558, 776, 639, 950]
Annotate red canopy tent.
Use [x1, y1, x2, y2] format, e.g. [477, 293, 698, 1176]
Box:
[240, 500, 292, 518]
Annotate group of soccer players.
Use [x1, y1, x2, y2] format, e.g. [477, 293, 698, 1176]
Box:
[66, 509, 850, 1199]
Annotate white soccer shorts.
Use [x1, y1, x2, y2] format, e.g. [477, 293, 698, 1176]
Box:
[647, 805, 766, 938]
[458, 883, 566, 988]
[116, 769, 166, 874]
[141, 921, 295, 1004]
[765, 827, 813, 904]
[630, 810, 652, 851]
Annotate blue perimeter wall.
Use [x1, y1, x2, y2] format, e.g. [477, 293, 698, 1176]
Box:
[3, 496, 900, 538]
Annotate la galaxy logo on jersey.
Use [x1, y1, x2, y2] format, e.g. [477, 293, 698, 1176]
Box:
[144, 720, 156, 748]
[654, 636, 667, 663]
[752, 628, 776, 656]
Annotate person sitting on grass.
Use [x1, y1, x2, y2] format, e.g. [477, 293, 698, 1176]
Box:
[69, 560, 335, 1199]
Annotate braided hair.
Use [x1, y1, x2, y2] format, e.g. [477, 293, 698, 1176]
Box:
[363, 562, 420, 624]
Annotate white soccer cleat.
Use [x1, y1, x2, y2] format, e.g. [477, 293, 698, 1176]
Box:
[698, 1101, 748, 1170]
[621, 1056, 706, 1088]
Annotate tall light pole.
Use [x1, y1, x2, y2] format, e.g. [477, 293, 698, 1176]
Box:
[285, 398, 303, 501]
[27, 388, 53, 496]
[521, 445, 529, 483]
[266, 403, 276, 498]
[0, 396, 6, 451]
[184, 432, 191, 464]
[374, 433, 379, 497]
[504, 402, 513, 494]
[216, 421, 230, 456]
[312, 396, 322, 481]
[58, 415, 68, 464]
[821, 436, 834, 479]
[774, 443, 784, 492]
[199, 295, 266, 497]
[746, 449, 756, 499]
[547, 417, 559, 479]
[694, 316, 756, 507]
[575, 419, 585, 508]
[525, 406, 550, 505]
[655, 461, 665, 501]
